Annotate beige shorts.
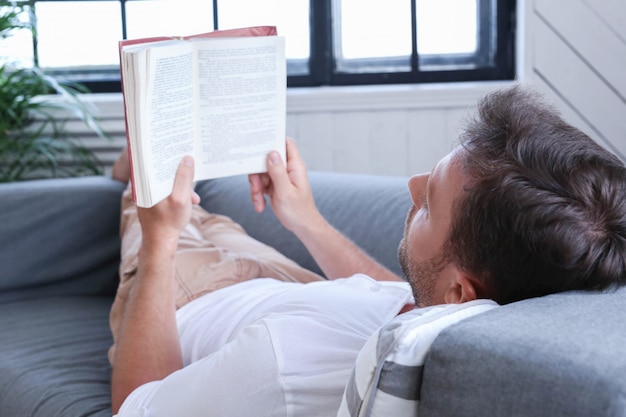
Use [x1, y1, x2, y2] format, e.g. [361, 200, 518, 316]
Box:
[108, 186, 324, 363]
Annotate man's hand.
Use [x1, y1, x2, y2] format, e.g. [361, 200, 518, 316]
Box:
[248, 138, 323, 234]
[249, 139, 402, 283]
[138, 156, 201, 249]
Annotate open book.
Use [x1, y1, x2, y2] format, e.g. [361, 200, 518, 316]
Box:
[119, 26, 286, 207]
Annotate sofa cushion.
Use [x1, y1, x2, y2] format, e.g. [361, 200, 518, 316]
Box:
[419, 286, 626, 417]
[196, 172, 412, 277]
[0, 176, 125, 302]
[0, 296, 113, 417]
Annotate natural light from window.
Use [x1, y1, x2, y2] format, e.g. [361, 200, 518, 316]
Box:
[1, 0, 479, 72]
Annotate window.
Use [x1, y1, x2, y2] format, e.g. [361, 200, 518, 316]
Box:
[1, 0, 515, 92]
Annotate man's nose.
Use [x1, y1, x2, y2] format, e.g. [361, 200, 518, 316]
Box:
[407, 173, 429, 206]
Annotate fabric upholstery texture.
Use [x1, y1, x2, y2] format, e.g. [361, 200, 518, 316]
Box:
[196, 172, 411, 277]
[1, 174, 625, 417]
[419, 286, 626, 417]
[0, 297, 113, 417]
[0, 173, 410, 416]
[0, 176, 125, 303]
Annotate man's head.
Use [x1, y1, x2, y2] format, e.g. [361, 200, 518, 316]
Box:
[399, 85, 626, 306]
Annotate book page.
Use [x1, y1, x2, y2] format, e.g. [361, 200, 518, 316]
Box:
[193, 36, 286, 179]
[139, 42, 196, 206]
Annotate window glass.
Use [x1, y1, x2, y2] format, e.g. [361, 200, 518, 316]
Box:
[335, 0, 412, 60]
[0, 5, 32, 68]
[217, 0, 309, 61]
[36, 1, 122, 69]
[0, 0, 513, 90]
[415, 0, 477, 55]
[126, 0, 214, 39]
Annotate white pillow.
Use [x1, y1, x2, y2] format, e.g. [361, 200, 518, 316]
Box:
[337, 299, 499, 417]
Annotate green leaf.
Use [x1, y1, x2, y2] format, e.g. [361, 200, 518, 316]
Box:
[0, 3, 108, 181]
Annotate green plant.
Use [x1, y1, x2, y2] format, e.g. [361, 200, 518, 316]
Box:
[0, 0, 107, 181]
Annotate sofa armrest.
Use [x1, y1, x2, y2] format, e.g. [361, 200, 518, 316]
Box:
[419, 286, 626, 417]
[0, 176, 125, 303]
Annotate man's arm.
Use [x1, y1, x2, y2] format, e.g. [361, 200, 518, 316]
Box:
[111, 156, 200, 414]
[249, 139, 403, 282]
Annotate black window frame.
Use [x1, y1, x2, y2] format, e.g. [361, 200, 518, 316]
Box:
[24, 0, 516, 92]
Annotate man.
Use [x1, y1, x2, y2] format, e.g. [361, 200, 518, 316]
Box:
[110, 85, 626, 415]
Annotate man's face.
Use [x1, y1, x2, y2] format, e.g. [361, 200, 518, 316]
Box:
[398, 147, 467, 307]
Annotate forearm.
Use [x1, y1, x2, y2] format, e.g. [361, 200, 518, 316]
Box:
[294, 213, 403, 282]
[111, 239, 183, 413]
[110, 155, 197, 413]
[250, 139, 402, 282]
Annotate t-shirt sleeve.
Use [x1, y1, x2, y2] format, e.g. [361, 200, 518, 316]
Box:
[116, 322, 286, 417]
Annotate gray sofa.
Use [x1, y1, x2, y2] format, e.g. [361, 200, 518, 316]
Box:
[1, 173, 625, 417]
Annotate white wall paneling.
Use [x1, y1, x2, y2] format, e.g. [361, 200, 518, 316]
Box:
[56, 82, 504, 178]
[522, 0, 626, 161]
[286, 112, 335, 172]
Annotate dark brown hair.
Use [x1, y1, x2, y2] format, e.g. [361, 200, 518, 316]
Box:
[449, 85, 626, 304]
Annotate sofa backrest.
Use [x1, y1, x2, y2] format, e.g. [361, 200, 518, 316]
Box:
[196, 172, 412, 278]
[0, 172, 411, 302]
[0, 176, 125, 302]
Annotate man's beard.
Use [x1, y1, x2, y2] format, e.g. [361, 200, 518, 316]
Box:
[398, 237, 449, 307]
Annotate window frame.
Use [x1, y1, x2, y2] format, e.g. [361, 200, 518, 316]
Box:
[23, 0, 516, 92]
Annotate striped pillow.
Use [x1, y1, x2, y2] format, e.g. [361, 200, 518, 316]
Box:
[337, 299, 499, 417]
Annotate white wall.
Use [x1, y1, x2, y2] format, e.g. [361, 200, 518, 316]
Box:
[68, 0, 626, 176]
[76, 82, 507, 178]
[284, 82, 509, 175]
[519, 0, 626, 161]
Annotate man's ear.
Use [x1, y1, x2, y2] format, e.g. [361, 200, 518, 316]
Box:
[444, 273, 484, 304]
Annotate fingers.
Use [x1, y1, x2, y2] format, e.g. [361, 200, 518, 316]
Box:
[284, 138, 308, 186]
[248, 138, 309, 213]
[248, 173, 267, 212]
[191, 191, 201, 205]
[266, 139, 300, 195]
[285, 138, 302, 166]
[137, 156, 199, 247]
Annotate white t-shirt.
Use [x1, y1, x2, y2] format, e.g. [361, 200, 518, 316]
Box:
[116, 274, 413, 417]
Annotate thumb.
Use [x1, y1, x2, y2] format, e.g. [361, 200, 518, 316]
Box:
[171, 155, 195, 200]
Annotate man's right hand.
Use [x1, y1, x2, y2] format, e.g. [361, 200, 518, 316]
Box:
[112, 156, 197, 413]
[138, 155, 200, 250]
